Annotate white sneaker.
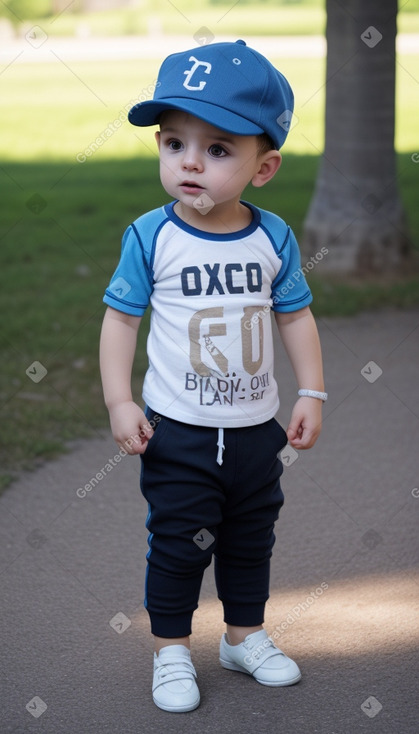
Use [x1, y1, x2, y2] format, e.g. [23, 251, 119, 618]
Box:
[219, 629, 301, 687]
[152, 645, 200, 712]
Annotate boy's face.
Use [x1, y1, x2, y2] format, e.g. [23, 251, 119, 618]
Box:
[155, 110, 280, 225]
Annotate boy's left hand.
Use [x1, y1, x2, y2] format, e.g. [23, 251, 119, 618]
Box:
[286, 396, 323, 450]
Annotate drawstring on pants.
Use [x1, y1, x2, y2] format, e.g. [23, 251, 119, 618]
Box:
[216, 427, 225, 466]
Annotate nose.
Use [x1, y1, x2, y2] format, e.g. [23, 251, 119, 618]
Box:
[182, 145, 203, 172]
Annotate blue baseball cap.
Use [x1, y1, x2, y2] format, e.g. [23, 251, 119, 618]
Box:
[128, 40, 294, 149]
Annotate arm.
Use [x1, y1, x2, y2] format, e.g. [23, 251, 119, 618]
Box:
[275, 306, 325, 450]
[99, 306, 153, 454]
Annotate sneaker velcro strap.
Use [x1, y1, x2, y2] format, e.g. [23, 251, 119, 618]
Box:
[153, 659, 197, 691]
[242, 638, 285, 673]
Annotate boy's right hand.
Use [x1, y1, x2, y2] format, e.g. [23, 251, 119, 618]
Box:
[108, 401, 154, 455]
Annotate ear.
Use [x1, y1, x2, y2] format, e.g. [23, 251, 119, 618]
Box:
[252, 151, 282, 188]
[155, 130, 161, 150]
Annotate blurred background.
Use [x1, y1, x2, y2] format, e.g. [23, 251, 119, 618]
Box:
[0, 0, 418, 486]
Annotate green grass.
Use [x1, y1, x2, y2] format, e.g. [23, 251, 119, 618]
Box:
[0, 52, 418, 488]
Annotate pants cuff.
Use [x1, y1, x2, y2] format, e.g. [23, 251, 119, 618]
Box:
[222, 602, 265, 627]
[149, 610, 193, 638]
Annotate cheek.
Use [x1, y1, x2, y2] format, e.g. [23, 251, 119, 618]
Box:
[159, 160, 171, 182]
[158, 163, 175, 194]
[220, 163, 250, 187]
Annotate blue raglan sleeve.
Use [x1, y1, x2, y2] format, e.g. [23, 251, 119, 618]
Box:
[271, 227, 313, 313]
[103, 224, 154, 316]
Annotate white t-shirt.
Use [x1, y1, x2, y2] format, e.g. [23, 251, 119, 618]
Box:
[104, 201, 312, 427]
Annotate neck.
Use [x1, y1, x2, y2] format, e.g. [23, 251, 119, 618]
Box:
[174, 199, 252, 234]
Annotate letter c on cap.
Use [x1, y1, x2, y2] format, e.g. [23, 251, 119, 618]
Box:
[183, 56, 212, 91]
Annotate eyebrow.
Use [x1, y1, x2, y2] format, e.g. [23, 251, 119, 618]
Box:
[160, 126, 236, 145]
[212, 135, 236, 145]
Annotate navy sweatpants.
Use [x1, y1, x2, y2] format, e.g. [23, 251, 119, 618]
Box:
[140, 408, 288, 638]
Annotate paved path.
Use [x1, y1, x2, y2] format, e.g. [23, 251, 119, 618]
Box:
[1, 33, 417, 67]
[1, 309, 419, 733]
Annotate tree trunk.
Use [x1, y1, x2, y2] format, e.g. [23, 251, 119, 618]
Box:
[301, 0, 410, 274]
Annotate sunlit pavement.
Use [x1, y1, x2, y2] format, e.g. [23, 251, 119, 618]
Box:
[1, 33, 418, 66]
[1, 308, 418, 732]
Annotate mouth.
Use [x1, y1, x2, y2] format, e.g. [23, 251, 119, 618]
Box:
[180, 181, 204, 194]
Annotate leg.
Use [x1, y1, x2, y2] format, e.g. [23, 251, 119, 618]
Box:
[140, 413, 227, 712]
[215, 419, 287, 628]
[140, 412, 225, 639]
[154, 635, 190, 653]
[216, 420, 301, 686]
[226, 624, 263, 646]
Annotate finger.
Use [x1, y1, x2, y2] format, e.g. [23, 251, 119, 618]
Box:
[291, 427, 318, 450]
[118, 433, 146, 455]
[135, 424, 155, 454]
[286, 417, 301, 442]
[130, 433, 153, 455]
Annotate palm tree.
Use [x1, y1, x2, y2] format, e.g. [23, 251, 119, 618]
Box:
[301, 0, 410, 273]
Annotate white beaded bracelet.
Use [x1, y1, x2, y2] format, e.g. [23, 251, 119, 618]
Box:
[298, 389, 328, 402]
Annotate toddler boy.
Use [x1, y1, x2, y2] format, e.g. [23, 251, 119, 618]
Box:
[100, 40, 326, 713]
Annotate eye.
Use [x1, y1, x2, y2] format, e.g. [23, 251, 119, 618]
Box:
[208, 144, 227, 158]
[168, 139, 183, 151]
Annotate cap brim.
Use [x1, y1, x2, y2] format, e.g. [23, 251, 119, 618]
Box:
[128, 98, 264, 138]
